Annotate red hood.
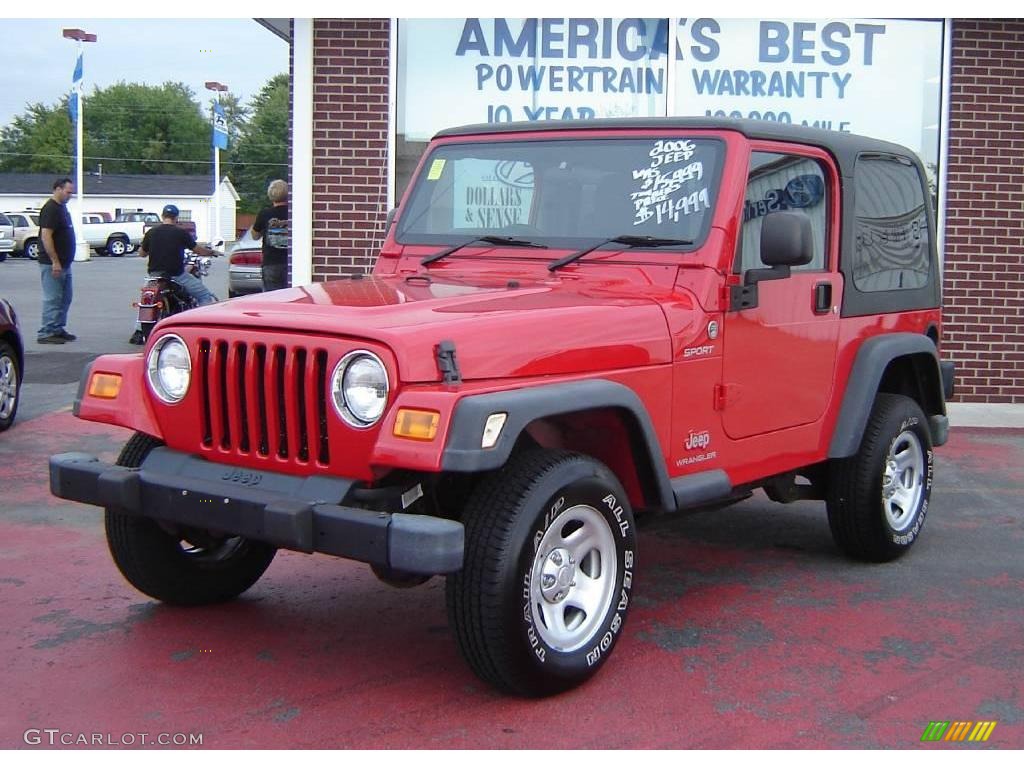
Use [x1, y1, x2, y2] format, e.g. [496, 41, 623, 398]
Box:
[161, 271, 684, 382]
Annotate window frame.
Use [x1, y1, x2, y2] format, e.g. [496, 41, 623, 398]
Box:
[733, 141, 841, 277]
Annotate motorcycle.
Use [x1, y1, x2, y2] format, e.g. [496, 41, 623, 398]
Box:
[134, 245, 223, 343]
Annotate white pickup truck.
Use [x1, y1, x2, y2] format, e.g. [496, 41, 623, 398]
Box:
[80, 211, 160, 256]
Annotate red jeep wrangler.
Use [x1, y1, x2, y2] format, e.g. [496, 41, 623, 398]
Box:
[50, 118, 954, 696]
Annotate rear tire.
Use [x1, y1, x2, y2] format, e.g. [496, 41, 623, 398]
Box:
[827, 394, 933, 562]
[106, 237, 129, 257]
[446, 450, 637, 696]
[105, 432, 277, 605]
[24, 239, 40, 260]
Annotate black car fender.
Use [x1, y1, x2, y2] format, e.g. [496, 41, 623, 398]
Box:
[829, 333, 949, 458]
[440, 379, 677, 511]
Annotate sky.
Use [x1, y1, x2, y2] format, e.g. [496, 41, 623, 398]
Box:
[0, 18, 288, 129]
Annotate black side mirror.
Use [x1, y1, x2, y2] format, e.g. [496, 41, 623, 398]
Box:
[384, 207, 398, 234]
[760, 210, 814, 268]
[730, 211, 814, 312]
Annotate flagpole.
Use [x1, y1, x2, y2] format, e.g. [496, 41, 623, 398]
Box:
[206, 81, 228, 244]
[63, 29, 96, 262]
[75, 40, 87, 261]
[214, 104, 220, 244]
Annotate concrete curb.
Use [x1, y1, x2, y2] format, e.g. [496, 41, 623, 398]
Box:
[947, 402, 1024, 429]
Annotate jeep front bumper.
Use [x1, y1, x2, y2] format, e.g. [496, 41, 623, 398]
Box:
[49, 448, 463, 575]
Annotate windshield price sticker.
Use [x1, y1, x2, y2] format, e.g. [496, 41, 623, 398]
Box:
[631, 139, 711, 226]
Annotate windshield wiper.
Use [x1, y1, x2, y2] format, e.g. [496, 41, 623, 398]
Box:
[548, 235, 694, 272]
[421, 235, 548, 266]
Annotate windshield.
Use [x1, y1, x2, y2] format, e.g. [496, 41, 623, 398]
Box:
[396, 137, 723, 250]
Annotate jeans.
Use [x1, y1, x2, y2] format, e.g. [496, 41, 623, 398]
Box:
[169, 270, 217, 306]
[39, 263, 72, 337]
[262, 263, 288, 292]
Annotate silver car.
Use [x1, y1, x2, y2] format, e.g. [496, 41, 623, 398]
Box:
[3, 211, 40, 259]
[0, 213, 15, 259]
[227, 232, 263, 298]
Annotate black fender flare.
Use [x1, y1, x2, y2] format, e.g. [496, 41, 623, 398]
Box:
[829, 334, 946, 458]
[440, 379, 675, 511]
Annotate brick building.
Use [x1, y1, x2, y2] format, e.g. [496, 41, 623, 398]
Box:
[273, 18, 1022, 406]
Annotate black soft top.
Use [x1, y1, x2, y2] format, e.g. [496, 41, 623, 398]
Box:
[434, 117, 916, 177]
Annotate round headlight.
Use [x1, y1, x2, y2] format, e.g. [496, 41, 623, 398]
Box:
[331, 351, 389, 428]
[147, 334, 191, 404]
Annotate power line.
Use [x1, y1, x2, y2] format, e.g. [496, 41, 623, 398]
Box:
[0, 150, 287, 167]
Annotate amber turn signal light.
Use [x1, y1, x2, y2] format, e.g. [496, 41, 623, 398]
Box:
[393, 408, 440, 441]
[88, 372, 122, 399]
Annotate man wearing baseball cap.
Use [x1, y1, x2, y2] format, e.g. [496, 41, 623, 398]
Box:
[129, 204, 219, 344]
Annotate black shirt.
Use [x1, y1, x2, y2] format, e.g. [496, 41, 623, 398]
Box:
[142, 224, 197, 276]
[38, 198, 75, 267]
[253, 203, 289, 267]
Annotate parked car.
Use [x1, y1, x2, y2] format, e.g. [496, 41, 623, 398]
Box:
[3, 211, 40, 259]
[51, 117, 954, 697]
[0, 297, 23, 431]
[0, 214, 15, 261]
[81, 211, 168, 256]
[227, 232, 263, 297]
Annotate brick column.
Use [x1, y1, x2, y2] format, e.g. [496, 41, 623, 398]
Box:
[945, 19, 1024, 403]
[311, 18, 390, 281]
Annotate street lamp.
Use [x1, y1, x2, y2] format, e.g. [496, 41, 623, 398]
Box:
[205, 80, 229, 245]
[63, 27, 97, 262]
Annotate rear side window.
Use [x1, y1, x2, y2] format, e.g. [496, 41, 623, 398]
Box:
[853, 155, 930, 292]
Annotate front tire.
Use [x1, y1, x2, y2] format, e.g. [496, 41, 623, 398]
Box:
[105, 432, 277, 605]
[447, 450, 637, 696]
[827, 394, 934, 562]
[24, 239, 40, 260]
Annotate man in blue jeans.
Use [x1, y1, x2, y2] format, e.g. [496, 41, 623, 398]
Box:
[37, 178, 76, 344]
[129, 204, 218, 344]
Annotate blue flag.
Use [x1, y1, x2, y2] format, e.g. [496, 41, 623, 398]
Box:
[69, 53, 82, 122]
[212, 102, 229, 150]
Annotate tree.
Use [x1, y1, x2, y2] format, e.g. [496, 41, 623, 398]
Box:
[1, 81, 215, 175]
[230, 74, 289, 213]
[0, 75, 289, 210]
[85, 82, 211, 174]
[0, 101, 73, 173]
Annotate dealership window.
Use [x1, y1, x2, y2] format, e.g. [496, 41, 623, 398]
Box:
[394, 18, 945, 217]
[396, 18, 668, 201]
[851, 154, 931, 292]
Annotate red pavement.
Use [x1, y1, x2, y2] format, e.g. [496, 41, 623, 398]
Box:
[2, 410, 1022, 748]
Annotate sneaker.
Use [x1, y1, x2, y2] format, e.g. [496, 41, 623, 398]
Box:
[37, 334, 66, 344]
[128, 330, 145, 345]
[57, 330, 77, 341]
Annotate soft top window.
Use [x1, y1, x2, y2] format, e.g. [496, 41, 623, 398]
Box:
[397, 137, 724, 249]
[852, 154, 931, 293]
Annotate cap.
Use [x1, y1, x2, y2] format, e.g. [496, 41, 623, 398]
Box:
[161, 204, 179, 218]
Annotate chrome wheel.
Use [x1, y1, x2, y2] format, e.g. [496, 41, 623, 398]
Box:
[0, 353, 17, 420]
[529, 504, 617, 653]
[25, 240, 40, 260]
[882, 429, 925, 532]
[107, 238, 128, 256]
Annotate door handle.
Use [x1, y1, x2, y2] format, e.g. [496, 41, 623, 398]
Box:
[814, 282, 832, 314]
